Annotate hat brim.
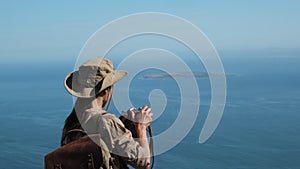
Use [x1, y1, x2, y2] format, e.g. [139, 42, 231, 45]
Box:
[64, 70, 127, 98]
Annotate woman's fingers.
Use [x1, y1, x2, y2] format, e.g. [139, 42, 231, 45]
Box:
[141, 105, 148, 112]
[124, 105, 153, 125]
[141, 105, 151, 114]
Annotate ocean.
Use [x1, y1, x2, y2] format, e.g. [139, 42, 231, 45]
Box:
[0, 55, 299, 169]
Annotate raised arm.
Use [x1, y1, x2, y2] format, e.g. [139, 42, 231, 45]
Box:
[127, 106, 152, 169]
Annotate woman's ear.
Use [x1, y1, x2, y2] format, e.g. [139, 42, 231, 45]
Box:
[104, 88, 111, 97]
[104, 88, 110, 94]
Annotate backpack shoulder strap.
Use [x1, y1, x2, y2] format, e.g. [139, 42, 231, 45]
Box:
[66, 128, 86, 135]
[61, 128, 87, 146]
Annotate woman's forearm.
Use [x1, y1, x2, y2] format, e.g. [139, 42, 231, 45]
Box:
[136, 125, 150, 169]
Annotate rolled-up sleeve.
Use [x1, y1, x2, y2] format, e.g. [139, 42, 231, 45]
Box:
[86, 113, 149, 168]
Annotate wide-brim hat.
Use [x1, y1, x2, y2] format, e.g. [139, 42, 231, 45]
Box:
[64, 58, 127, 98]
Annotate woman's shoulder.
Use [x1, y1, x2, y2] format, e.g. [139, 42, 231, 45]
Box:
[80, 108, 126, 134]
[85, 108, 123, 125]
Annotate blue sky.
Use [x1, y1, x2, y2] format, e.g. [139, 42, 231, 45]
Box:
[1, 0, 300, 61]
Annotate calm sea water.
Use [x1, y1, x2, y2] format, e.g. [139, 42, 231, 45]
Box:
[0, 56, 299, 169]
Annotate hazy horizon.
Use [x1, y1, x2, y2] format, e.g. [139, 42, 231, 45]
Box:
[1, 1, 300, 62]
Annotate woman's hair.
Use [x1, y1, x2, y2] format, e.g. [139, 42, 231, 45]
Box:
[61, 86, 112, 144]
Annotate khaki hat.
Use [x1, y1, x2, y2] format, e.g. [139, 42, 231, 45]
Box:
[64, 58, 127, 98]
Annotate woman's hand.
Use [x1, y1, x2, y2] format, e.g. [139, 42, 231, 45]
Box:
[122, 106, 153, 168]
[124, 105, 153, 130]
[134, 106, 152, 128]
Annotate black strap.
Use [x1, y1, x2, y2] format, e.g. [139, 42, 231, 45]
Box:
[61, 128, 87, 146]
[148, 126, 154, 169]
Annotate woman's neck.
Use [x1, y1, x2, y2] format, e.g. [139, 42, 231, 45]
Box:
[75, 97, 103, 113]
[91, 98, 103, 109]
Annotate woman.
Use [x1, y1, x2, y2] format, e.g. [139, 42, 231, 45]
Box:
[61, 58, 152, 169]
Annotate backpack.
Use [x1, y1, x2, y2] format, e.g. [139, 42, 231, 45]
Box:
[44, 130, 112, 169]
[45, 118, 154, 169]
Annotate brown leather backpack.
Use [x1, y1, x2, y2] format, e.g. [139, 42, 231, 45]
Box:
[45, 117, 154, 169]
[44, 133, 111, 169]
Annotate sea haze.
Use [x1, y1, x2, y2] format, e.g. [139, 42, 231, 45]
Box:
[0, 55, 299, 169]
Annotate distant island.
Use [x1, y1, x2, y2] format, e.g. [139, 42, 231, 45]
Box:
[143, 72, 237, 79]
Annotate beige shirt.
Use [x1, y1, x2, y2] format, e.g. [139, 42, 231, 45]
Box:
[78, 108, 148, 168]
